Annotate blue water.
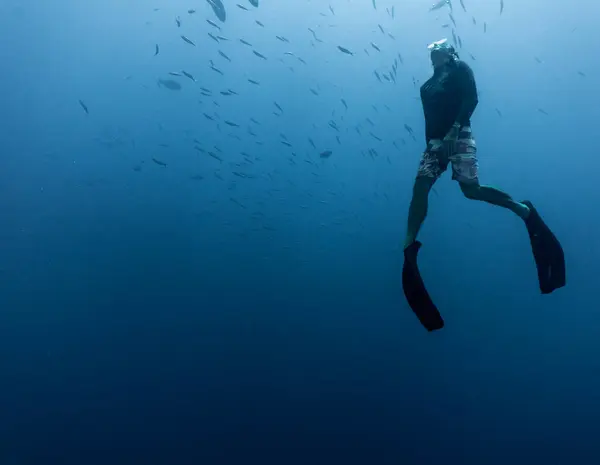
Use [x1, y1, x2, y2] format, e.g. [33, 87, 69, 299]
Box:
[1, 0, 599, 463]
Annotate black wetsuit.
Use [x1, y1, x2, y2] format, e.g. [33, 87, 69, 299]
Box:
[420, 60, 479, 142]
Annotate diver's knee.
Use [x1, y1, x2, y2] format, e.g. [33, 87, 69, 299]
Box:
[413, 176, 434, 196]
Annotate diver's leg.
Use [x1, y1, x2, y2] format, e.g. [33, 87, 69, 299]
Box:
[405, 176, 436, 248]
[460, 180, 565, 293]
[404, 142, 444, 249]
[449, 127, 530, 219]
[448, 129, 564, 293]
[460, 182, 530, 219]
[402, 142, 446, 332]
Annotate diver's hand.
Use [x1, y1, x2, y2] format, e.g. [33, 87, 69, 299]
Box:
[443, 123, 460, 154]
[443, 123, 460, 141]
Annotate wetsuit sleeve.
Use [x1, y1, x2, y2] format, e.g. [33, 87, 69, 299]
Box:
[455, 62, 479, 125]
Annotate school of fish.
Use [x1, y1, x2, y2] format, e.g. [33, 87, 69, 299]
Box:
[76, 0, 583, 214]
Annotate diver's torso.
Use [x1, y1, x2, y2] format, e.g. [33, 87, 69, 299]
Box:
[420, 63, 466, 141]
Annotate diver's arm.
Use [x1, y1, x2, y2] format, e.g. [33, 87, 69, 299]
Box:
[421, 89, 431, 143]
[455, 62, 478, 126]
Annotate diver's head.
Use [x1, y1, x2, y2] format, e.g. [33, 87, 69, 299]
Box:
[428, 38, 458, 69]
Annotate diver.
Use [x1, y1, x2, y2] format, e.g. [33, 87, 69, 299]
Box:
[402, 39, 566, 331]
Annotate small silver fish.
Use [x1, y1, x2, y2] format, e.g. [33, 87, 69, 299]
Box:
[429, 0, 449, 12]
[208, 151, 223, 162]
[181, 35, 195, 46]
[207, 19, 220, 30]
[181, 71, 196, 81]
[78, 99, 89, 114]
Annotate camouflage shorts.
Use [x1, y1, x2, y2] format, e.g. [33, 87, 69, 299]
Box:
[417, 126, 479, 184]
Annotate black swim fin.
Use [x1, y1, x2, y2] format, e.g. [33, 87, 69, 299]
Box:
[402, 241, 444, 331]
[522, 201, 566, 294]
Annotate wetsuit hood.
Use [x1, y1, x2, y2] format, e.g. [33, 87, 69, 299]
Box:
[428, 38, 459, 62]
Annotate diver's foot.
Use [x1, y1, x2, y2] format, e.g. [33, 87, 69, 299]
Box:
[515, 202, 531, 220]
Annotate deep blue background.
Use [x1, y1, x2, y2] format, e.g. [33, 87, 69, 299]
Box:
[1, 0, 599, 464]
